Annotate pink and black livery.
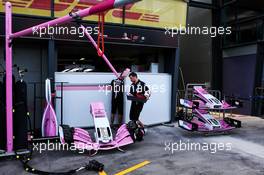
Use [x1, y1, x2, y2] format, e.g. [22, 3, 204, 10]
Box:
[178, 85, 241, 133]
[59, 102, 143, 155]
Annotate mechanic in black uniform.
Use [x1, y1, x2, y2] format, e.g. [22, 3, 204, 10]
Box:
[128, 72, 150, 128]
[111, 76, 125, 127]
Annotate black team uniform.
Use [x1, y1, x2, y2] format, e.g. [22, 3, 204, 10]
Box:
[129, 80, 149, 121]
[111, 79, 124, 123]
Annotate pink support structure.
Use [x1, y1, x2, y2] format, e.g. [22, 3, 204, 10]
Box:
[5, 2, 13, 152]
[10, 0, 137, 39]
[80, 25, 119, 78]
[4, 0, 139, 153]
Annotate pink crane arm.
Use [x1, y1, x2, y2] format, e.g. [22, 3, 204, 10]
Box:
[80, 25, 119, 78]
[10, 0, 139, 39]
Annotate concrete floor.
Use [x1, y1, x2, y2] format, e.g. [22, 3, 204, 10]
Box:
[0, 116, 264, 175]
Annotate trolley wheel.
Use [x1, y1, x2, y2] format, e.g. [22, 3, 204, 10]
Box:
[59, 125, 74, 144]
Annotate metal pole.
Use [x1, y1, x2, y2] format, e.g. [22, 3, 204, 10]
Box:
[60, 82, 63, 125]
[33, 83, 36, 133]
[172, 48, 180, 122]
[5, 2, 13, 152]
[48, 40, 56, 80]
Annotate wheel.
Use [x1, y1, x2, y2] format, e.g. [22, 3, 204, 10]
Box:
[59, 125, 74, 143]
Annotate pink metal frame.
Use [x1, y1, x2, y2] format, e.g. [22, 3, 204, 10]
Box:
[5, 2, 13, 152]
[4, 0, 137, 153]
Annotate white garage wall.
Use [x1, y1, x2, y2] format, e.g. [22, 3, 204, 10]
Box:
[124, 73, 172, 125]
[55, 72, 171, 127]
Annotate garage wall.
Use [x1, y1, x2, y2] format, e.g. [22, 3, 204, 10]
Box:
[55, 72, 172, 127]
[179, 6, 212, 88]
[223, 44, 257, 115]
